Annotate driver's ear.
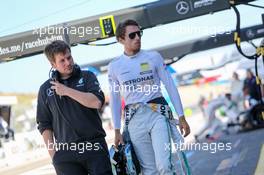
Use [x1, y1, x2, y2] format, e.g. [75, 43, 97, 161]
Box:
[118, 37, 125, 44]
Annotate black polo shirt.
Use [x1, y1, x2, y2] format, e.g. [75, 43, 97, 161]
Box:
[36, 70, 106, 143]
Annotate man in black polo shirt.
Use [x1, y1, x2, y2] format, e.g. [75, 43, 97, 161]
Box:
[36, 40, 112, 175]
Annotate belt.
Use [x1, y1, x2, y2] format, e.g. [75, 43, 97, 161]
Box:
[124, 103, 173, 122]
[124, 103, 144, 122]
[147, 103, 174, 120]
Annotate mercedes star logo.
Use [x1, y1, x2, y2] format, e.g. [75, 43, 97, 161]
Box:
[46, 88, 54, 97]
[176, 1, 190, 15]
[246, 29, 255, 39]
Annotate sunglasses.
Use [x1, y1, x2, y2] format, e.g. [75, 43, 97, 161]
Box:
[128, 30, 143, 39]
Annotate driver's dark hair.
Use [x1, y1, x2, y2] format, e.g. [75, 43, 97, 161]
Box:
[44, 40, 71, 62]
[115, 19, 140, 41]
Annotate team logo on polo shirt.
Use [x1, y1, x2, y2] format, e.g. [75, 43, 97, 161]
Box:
[79, 78, 84, 84]
[140, 62, 152, 75]
[76, 78, 84, 87]
[46, 88, 54, 96]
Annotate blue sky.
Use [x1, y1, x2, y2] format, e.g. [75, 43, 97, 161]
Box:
[0, 0, 263, 93]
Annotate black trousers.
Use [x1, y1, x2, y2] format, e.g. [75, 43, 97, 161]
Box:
[52, 140, 113, 175]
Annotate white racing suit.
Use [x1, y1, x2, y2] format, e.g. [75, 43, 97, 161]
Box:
[108, 50, 191, 175]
